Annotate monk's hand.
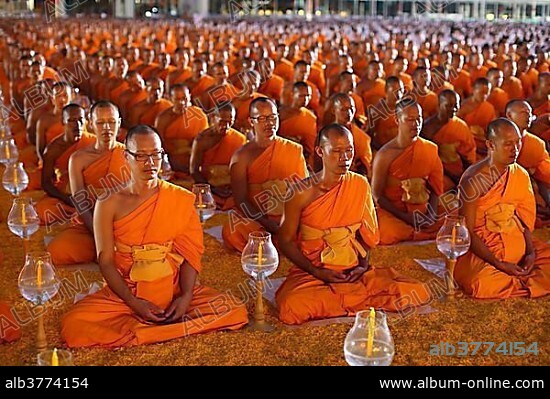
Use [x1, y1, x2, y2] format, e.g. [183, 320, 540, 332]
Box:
[212, 186, 232, 198]
[264, 219, 280, 234]
[163, 293, 193, 323]
[130, 298, 166, 323]
[345, 264, 370, 283]
[495, 261, 530, 277]
[520, 252, 536, 275]
[312, 267, 350, 284]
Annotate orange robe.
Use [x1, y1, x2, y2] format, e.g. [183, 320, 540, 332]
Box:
[432, 117, 477, 190]
[0, 301, 21, 343]
[258, 75, 284, 102]
[222, 136, 308, 252]
[234, 93, 265, 130]
[275, 172, 430, 325]
[455, 164, 550, 299]
[279, 107, 317, 157]
[469, 66, 488, 85]
[360, 79, 386, 107]
[488, 87, 510, 116]
[309, 63, 326, 94]
[35, 133, 96, 225]
[110, 81, 130, 104]
[461, 101, 497, 156]
[377, 138, 444, 245]
[532, 100, 550, 117]
[350, 124, 372, 173]
[163, 107, 209, 174]
[501, 77, 524, 100]
[370, 101, 398, 146]
[201, 128, 247, 208]
[274, 59, 294, 81]
[47, 144, 130, 266]
[450, 69, 472, 99]
[61, 181, 248, 347]
[139, 99, 173, 126]
[416, 90, 438, 118]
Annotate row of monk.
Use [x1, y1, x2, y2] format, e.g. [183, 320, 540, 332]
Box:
[1, 95, 549, 348]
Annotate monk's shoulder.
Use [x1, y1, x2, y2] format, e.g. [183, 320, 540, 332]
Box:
[525, 132, 546, 149]
[277, 136, 304, 155]
[417, 136, 439, 153]
[44, 137, 69, 157]
[510, 163, 532, 183]
[161, 181, 195, 207]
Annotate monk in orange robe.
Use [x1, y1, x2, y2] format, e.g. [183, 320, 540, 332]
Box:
[281, 60, 322, 117]
[186, 59, 216, 103]
[231, 70, 265, 133]
[273, 44, 294, 81]
[457, 78, 497, 158]
[357, 61, 386, 107]
[423, 90, 476, 190]
[501, 60, 524, 101]
[368, 76, 404, 149]
[222, 98, 308, 253]
[279, 82, 318, 160]
[468, 53, 489, 85]
[332, 94, 372, 176]
[431, 66, 455, 95]
[134, 48, 159, 80]
[450, 53, 472, 99]
[276, 124, 430, 325]
[106, 57, 129, 103]
[165, 48, 192, 94]
[61, 125, 247, 347]
[487, 68, 510, 116]
[0, 301, 21, 344]
[456, 119, 550, 299]
[126, 77, 172, 128]
[412, 67, 438, 118]
[190, 103, 246, 209]
[527, 72, 550, 117]
[257, 58, 284, 103]
[155, 84, 209, 175]
[518, 57, 538, 99]
[35, 104, 95, 225]
[372, 100, 444, 245]
[506, 100, 550, 222]
[117, 71, 147, 122]
[302, 49, 326, 96]
[47, 101, 130, 266]
[149, 53, 176, 82]
[199, 62, 239, 112]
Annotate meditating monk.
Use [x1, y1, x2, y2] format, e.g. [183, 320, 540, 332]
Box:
[281, 60, 322, 117]
[155, 84, 208, 175]
[273, 44, 294, 81]
[412, 67, 438, 118]
[107, 57, 129, 103]
[357, 60, 386, 107]
[35, 104, 95, 225]
[487, 68, 510, 116]
[506, 100, 550, 222]
[423, 90, 476, 190]
[222, 98, 308, 252]
[257, 58, 284, 103]
[501, 59, 524, 101]
[275, 124, 430, 325]
[231, 70, 265, 133]
[117, 71, 147, 122]
[455, 118, 550, 299]
[165, 48, 191, 94]
[200, 62, 239, 112]
[61, 124, 248, 348]
[450, 53, 472, 99]
[468, 52, 489, 85]
[372, 100, 444, 245]
[457, 78, 497, 158]
[186, 59, 215, 102]
[47, 101, 130, 266]
[368, 76, 404, 149]
[126, 77, 172, 128]
[335, 71, 366, 118]
[0, 301, 20, 344]
[189, 103, 246, 208]
[278, 81, 317, 160]
[527, 72, 550, 117]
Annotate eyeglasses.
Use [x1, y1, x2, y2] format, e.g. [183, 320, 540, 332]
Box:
[126, 149, 164, 162]
[250, 114, 279, 124]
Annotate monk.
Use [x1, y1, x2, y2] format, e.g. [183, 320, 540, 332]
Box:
[231, 70, 264, 133]
[527, 72, 550, 117]
[372, 100, 444, 245]
[506, 100, 550, 221]
[468, 53, 489, 85]
[126, 77, 172, 128]
[357, 60, 386, 107]
[155, 84, 208, 175]
[257, 58, 284, 103]
[35, 81, 73, 163]
[368, 76, 404, 149]
[501, 59, 524, 101]
[190, 103, 246, 208]
[457, 78, 497, 158]
[117, 71, 147, 122]
[61, 125, 247, 348]
[278, 81, 318, 160]
[47, 101, 130, 266]
[273, 44, 294, 82]
[165, 48, 191, 94]
[222, 98, 308, 252]
[332, 94, 372, 176]
[281, 60, 322, 117]
[275, 124, 430, 325]
[455, 118, 550, 299]
[0, 301, 20, 344]
[450, 53, 472, 99]
[186, 59, 215, 103]
[107, 57, 129, 103]
[200, 62, 239, 112]
[423, 90, 476, 189]
[412, 67, 438, 118]
[487, 68, 510, 116]
[35, 104, 96, 225]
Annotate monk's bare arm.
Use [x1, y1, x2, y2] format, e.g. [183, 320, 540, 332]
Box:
[230, 149, 279, 233]
[26, 109, 38, 145]
[68, 152, 94, 233]
[35, 117, 47, 163]
[371, 150, 414, 225]
[536, 179, 550, 208]
[189, 133, 208, 184]
[41, 144, 72, 206]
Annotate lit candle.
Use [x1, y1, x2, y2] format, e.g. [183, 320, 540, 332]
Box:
[451, 223, 457, 247]
[366, 307, 375, 356]
[51, 348, 59, 366]
[36, 260, 42, 289]
[257, 241, 263, 269]
[198, 189, 203, 207]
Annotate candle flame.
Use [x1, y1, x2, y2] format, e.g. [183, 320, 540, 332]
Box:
[52, 348, 59, 366]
